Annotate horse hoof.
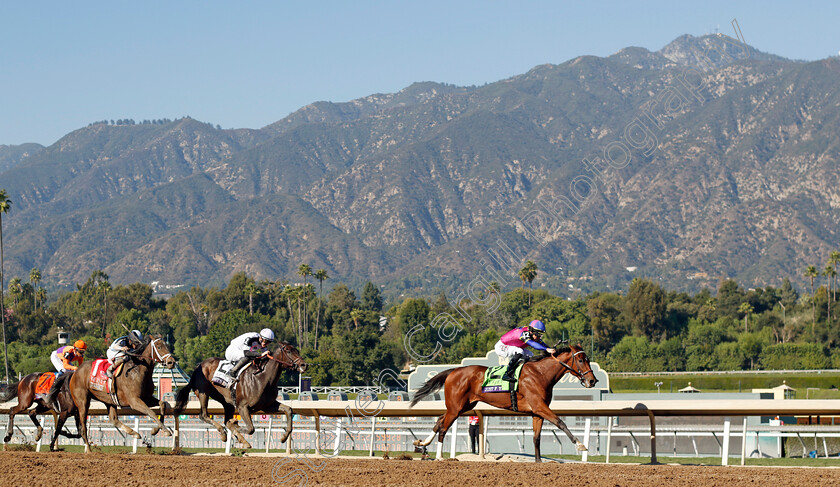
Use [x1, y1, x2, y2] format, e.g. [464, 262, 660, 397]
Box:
[161, 429, 172, 437]
[575, 442, 588, 451]
[3, 436, 11, 443]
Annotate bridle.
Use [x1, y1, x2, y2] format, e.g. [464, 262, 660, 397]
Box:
[268, 343, 305, 371]
[149, 338, 173, 364]
[552, 349, 596, 384]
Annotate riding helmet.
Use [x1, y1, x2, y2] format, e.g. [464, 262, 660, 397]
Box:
[528, 320, 546, 333]
[74, 339, 88, 350]
[259, 328, 275, 342]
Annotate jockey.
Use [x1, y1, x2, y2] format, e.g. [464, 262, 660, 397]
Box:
[105, 330, 143, 378]
[50, 340, 87, 377]
[224, 328, 275, 382]
[493, 320, 555, 382]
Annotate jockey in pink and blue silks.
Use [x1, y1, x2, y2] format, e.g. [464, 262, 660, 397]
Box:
[493, 320, 556, 382]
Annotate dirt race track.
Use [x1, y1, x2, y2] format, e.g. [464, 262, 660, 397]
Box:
[3, 452, 840, 487]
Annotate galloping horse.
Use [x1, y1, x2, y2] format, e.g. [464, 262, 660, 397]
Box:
[2, 371, 81, 450]
[410, 343, 598, 462]
[174, 341, 307, 448]
[64, 335, 177, 451]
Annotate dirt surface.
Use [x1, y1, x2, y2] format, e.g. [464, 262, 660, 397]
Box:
[3, 451, 840, 486]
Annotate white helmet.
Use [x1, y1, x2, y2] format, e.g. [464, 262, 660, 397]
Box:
[259, 328, 275, 342]
[131, 330, 143, 341]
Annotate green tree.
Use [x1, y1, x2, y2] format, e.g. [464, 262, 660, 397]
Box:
[519, 260, 538, 306]
[624, 278, 667, 339]
[297, 264, 312, 347]
[245, 281, 258, 316]
[8, 277, 21, 307]
[350, 309, 364, 330]
[830, 251, 840, 302]
[361, 281, 383, 312]
[0, 188, 9, 381]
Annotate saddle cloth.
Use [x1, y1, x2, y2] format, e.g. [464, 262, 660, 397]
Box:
[89, 358, 115, 393]
[35, 372, 56, 395]
[481, 363, 525, 393]
[211, 360, 244, 388]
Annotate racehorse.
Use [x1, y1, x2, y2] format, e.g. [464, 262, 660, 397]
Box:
[64, 335, 177, 451]
[174, 341, 307, 449]
[410, 343, 598, 462]
[2, 371, 81, 451]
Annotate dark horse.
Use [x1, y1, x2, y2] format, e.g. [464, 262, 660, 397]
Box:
[174, 341, 307, 449]
[410, 343, 598, 462]
[65, 335, 177, 451]
[2, 371, 81, 451]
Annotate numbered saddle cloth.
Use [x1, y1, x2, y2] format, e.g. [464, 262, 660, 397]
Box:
[481, 363, 525, 393]
[89, 358, 115, 393]
[35, 372, 56, 395]
[211, 360, 238, 388]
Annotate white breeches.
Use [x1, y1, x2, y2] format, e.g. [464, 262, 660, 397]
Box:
[106, 349, 127, 361]
[50, 352, 66, 373]
[494, 341, 532, 360]
[225, 345, 246, 362]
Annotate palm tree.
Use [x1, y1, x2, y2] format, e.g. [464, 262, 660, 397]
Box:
[488, 281, 500, 296]
[350, 309, 363, 330]
[314, 269, 329, 351]
[297, 263, 312, 347]
[36, 288, 47, 309]
[824, 265, 836, 322]
[245, 281, 257, 316]
[8, 277, 22, 307]
[520, 260, 538, 306]
[738, 302, 754, 332]
[805, 265, 818, 336]
[29, 267, 41, 310]
[99, 280, 111, 339]
[830, 251, 840, 302]
[0, 188, 11, 382]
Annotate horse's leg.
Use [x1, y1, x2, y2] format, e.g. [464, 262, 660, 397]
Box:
[28, 404, 47, 442]
[223, 403, 249, 448]
[414, 415, 444, 447]
[196, 390, 227, 441]
[275, 403, 293, 443]
[108, 404, 142, 439]
[141, 394, 165, 436]
[233, 406, 254, 449]
[123, 395, 172, 437]
[74, 393, 93, 453]
[3, 398, 28, 443]
[532, 416, 544, 463]
[530, 402, 586, 452]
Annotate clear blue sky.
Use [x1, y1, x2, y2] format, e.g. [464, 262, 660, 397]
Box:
[1, 1, 838, 146]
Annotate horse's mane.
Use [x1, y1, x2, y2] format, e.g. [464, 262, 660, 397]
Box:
[533, 346, 572, 362]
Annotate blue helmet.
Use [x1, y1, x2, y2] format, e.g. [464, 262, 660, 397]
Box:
[528, 320, 546, 333]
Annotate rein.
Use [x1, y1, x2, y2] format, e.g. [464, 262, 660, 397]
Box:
[267, 346, 302, 370]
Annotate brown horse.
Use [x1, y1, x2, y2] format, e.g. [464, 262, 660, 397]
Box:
[68, 335, 177, 451]
[174, 341, 307, 448]
[410, 343, 598, 462]
[3, 371, 81, 451]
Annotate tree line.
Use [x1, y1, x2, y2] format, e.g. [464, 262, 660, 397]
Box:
[1, 253, 840, 385]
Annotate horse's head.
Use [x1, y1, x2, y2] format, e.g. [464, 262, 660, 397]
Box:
[554, 343, 598, 388]
[147, 335, 176, 369]
[271, 342, 307, 374]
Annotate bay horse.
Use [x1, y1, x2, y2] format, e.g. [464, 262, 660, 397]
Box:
[174, 341, 307, 448]
[410, 343, 598, 462]
[2, 371, 81, 451]
[66, 335, 177, 451]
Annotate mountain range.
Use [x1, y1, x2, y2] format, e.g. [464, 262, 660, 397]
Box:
[1, 33, 838, 299]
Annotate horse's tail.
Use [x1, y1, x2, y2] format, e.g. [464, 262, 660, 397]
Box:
[409, 368, 454, 408]
[1, 381, 20, 402]
[45, 373, 70, 406]
[174, 369, 197, 415]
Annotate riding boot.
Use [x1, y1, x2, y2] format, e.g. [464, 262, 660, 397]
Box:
[502, 353, 523, 382]
[228, 356, 250, 382]
[106, 356, 128, 378]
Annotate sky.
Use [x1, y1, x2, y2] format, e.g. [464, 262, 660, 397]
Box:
[1, 1, 838, 146]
